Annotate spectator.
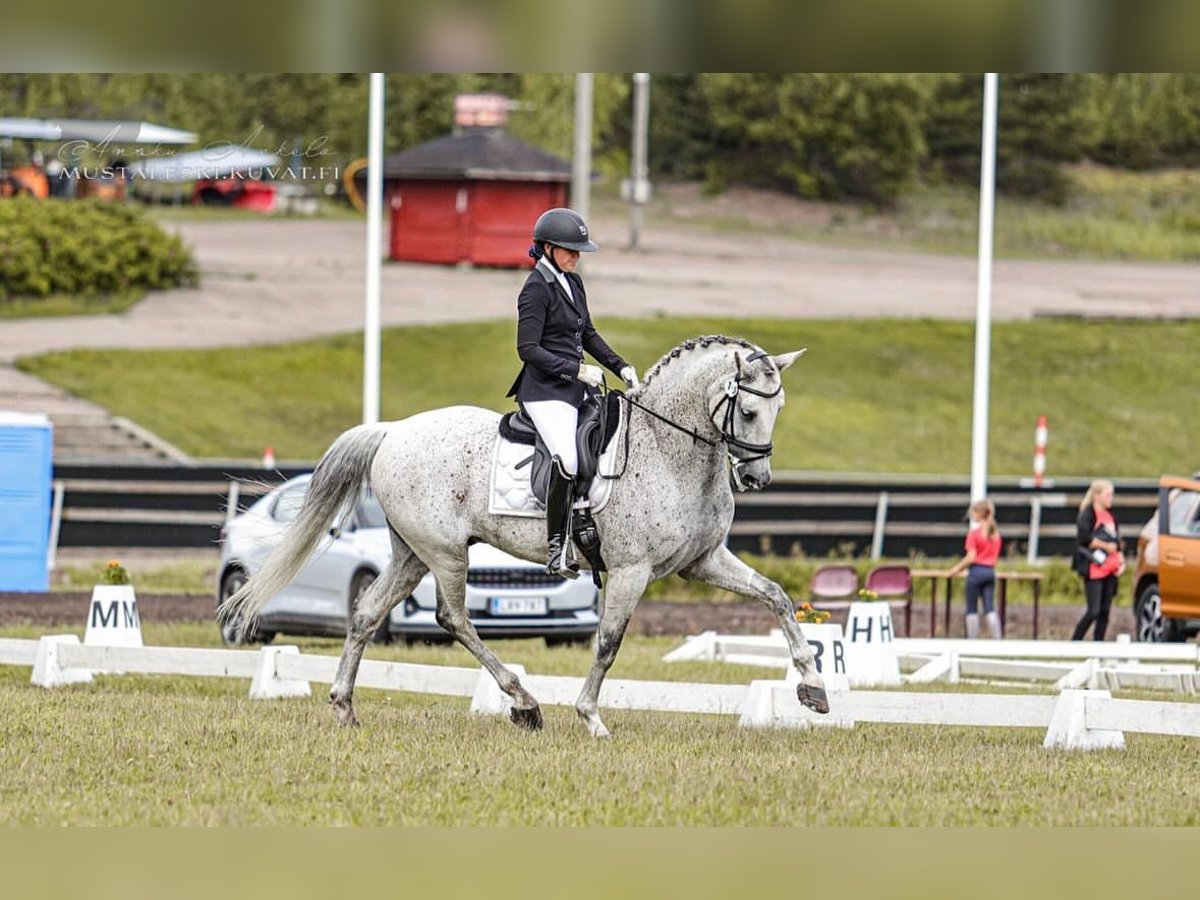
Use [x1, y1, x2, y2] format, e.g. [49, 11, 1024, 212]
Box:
[947, 498, 1002, 639]
[1071, 479, 1124, 641]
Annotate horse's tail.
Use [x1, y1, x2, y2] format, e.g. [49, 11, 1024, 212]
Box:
[219, 423, 388, 636]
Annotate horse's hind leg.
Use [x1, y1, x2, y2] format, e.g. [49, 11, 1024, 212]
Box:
[431, 559, 544, 730]
[329, 545, 428, 726]
[575, 564, 651, 738]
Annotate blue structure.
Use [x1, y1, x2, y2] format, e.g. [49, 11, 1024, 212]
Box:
[0, 412, 53, 591]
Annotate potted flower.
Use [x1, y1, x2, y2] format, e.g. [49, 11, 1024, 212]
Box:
[100, 559, 131, 585]
[794, 602, 832, 625]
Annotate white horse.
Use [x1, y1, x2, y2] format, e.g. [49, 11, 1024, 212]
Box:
[221, 335, 829, 737]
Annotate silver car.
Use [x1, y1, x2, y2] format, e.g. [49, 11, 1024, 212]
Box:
[217, 474, 600, 646]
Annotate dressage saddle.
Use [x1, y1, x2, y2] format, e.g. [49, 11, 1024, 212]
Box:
[498, 390, 623, 507]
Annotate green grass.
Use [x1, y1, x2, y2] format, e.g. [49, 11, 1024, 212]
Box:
[634, 165, 1200, 261]
[47, 553, 1102, 607]
[18, 316, 1200, 477]
[141, 197, 362, 223]
[0, 289, 145, 319]
[0, 623, 1196, 825]
[52, 558, 216, 594]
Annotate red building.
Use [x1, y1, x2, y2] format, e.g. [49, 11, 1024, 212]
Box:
[375, 107, 571, 267]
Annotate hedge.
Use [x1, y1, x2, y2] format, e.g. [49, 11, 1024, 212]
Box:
[0, 198, 197, 301]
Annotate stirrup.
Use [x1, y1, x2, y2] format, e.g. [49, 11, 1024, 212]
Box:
[547, 538, 580, 579]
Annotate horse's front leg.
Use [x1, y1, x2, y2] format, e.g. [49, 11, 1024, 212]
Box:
[680, 546, 829, 714]
[575, 564, 652, 738]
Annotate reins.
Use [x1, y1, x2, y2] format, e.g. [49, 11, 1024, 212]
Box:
[600, 357, 780, 487]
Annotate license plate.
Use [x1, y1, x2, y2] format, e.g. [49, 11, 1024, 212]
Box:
[489, 596, 548, 616]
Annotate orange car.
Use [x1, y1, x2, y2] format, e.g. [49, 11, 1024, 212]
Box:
[1131, 475, 1200, 642]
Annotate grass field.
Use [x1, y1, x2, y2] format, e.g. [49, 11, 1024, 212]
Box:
[639, 165, 1200, 261]
[0, 622, 1196, 825]
[0, 289, 144, 320]
[49, 552, 1124, 609]
[19, 316, 1200, 477]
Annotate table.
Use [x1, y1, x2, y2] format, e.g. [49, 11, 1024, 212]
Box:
[911, 569, 1045, 639]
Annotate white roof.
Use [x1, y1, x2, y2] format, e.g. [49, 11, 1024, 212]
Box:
[0, 118, 62, 140]
[0, 118, 197, 144]
[53, 120, 198, 145]
[128, 146, 281, 182]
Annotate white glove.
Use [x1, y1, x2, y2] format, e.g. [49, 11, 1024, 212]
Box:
[577, 363, 604, 387]
[620, 365, 640, 388]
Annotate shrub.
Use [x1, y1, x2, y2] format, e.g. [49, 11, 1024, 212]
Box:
[0, 198, 197, 302]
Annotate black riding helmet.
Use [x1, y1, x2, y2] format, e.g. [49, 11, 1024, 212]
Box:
[530, 208, 598, 259]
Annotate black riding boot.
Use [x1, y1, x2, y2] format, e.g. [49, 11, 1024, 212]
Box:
[546, 456, 580, 579]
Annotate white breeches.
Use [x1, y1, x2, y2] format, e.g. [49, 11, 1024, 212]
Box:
[524, 400, 579, 476]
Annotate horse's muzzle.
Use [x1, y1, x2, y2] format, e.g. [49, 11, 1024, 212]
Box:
[741, 470, 771, 491]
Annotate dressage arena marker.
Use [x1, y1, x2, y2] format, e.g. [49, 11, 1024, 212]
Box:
[83, 584, 143, 648]
[843, 601, 901, 687]
[6, 636, 1200, 751]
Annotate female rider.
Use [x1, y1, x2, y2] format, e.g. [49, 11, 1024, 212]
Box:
[506, 208, 638, 576]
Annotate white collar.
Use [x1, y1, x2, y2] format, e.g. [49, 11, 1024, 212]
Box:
[537, 258, 575, 304]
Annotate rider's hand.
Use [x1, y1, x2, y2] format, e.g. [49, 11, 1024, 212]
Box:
[620, 365, 640, 388]
[577, 364, 604, 387]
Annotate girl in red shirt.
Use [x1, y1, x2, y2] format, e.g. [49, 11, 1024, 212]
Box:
[948, 498, 1003, 639]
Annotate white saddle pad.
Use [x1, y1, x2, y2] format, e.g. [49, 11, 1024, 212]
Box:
[488, 404, 625, 518]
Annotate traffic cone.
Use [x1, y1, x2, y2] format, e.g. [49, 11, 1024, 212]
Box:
[262, 446, 276, 469]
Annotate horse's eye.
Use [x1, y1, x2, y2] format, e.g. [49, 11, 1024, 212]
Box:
[741, 408, 757, 422]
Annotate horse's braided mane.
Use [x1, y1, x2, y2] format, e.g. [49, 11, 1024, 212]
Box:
[640, 334, 760, 388]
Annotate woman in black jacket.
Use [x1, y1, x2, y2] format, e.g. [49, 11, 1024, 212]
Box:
[506, 208, 638, 576]
[1071, 479, 1124, 641]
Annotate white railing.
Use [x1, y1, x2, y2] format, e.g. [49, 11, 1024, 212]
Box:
[3, 635, 1199, 751]
[665, 630, 1200, 694]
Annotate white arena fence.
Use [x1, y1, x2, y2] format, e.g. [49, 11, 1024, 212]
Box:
[2, 634, 1199, 751]
[665, 630, 1200, 694]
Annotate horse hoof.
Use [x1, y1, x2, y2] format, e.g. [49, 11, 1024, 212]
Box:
[331, 700, 359, 727]
[509, 705, 544, 731]
[796, 683, 830, 715]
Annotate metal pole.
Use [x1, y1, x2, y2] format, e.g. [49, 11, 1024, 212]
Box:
[363, 72, 385, 426]
[970, 73, 999, 502]
[871, 490, 890, 560]
[46, 480, 64, 572]
[225, 480, 241, 526]
[571, 73, 594, 223]
[629, 72, 650, 249]
[1027, 496, 1042, 565]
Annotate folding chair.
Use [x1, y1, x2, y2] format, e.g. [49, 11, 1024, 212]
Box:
[864, 564, 913, 636]
[809, 564, 859, 603]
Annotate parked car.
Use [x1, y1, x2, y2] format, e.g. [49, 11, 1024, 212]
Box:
[217, 474, 599, 647]
[1130, 474, 1200, 642]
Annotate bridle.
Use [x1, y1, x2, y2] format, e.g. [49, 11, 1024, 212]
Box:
[707, 350, 782, 488]
[605, 350, 782, 490]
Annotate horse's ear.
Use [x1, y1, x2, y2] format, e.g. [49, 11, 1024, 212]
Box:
[772, 349, 807, 372]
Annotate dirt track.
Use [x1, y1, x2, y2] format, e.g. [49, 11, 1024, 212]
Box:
[0, 592, 1134, 641]
[4, 188, 1200, 367]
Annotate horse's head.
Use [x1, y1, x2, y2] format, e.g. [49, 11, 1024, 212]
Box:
[706, 345, 805, 491]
